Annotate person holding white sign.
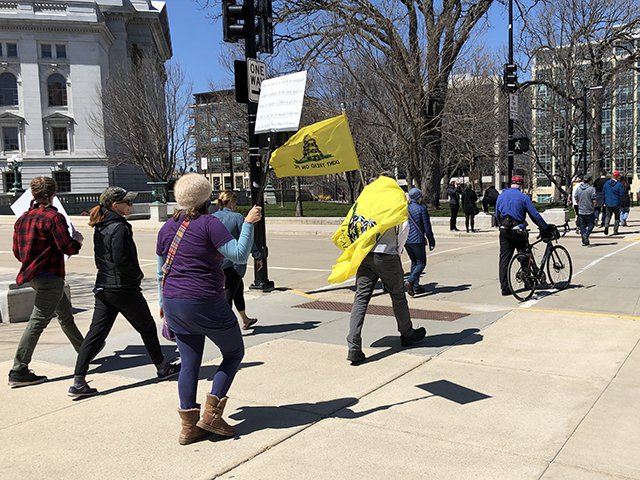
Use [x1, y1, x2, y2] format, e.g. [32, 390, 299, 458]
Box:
[8, 177, 85, 388]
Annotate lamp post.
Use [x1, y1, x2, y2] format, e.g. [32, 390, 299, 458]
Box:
[581, 85, 603, 176]
[7, 154, 23, 193]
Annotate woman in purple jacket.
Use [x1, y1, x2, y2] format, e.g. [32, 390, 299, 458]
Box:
[157, 174, 261, 445]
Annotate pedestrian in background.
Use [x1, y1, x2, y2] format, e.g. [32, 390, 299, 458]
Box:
[594, 171, 608, 227]
[620, 181, 630, 227]
[571, 175, 582, 234]
[603, 171, 625, 235]
[461, 183, 478, 233]
[157, 173, 262, 445]
[574, 176, 596, 246]
[8, 176, 85, 388]
[404, 188, 436, 296]
[213, 190, 262, 330]
[446, 181, 461, 231]
[482, 185, 499, 214]
[68, 187, 180, 398]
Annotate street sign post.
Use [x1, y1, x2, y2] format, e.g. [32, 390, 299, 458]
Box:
[247, 58, 266, 103]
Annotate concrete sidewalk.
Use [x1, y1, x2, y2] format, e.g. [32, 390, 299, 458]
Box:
[1, 285, 640, 480]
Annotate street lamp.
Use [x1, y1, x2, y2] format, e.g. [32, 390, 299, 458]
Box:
[7, 154, 23, 193]
[581, 85, 603, 175]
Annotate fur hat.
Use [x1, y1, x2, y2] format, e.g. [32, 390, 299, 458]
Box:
[174, 173, 212, 209]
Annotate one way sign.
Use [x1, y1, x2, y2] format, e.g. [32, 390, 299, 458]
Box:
[247, 58, 266, 103]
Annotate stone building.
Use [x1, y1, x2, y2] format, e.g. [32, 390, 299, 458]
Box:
[0, 0, 171, 194]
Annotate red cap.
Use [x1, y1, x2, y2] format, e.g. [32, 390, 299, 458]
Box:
[612, 171, 621, 178]
[511, 175, 524, 185]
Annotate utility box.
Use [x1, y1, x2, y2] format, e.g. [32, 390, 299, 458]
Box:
[0, 281, 71, 323]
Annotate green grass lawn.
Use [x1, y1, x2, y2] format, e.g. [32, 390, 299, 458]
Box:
[237, 201, 575, 218]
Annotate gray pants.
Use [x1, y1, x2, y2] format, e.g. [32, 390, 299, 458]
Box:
[12, 276, 84, 372]
[347, 252, 414, 352]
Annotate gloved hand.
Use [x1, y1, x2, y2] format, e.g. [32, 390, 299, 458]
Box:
[429, 244, 435, 251]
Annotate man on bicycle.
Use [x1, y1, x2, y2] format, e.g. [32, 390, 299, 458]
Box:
[495, 175, 549, 296]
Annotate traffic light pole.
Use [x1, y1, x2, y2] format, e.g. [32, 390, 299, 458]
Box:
[507, 0, 514, 184]
[244, 2, 274, 291]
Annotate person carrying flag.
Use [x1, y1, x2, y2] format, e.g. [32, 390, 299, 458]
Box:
[330, 173, 427, 366]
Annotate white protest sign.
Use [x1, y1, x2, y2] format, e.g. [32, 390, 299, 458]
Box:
[254, 71, 307, 134]
[11, 188, 75, 236]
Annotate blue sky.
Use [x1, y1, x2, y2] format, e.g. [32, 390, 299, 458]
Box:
[166, 0, 513, 94]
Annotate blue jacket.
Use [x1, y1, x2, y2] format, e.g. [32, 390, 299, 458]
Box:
[407, 201, 435, 248]
[213, 208, 260, 276]
[495, 188, 548, 230]
[603, 179, 625, 207]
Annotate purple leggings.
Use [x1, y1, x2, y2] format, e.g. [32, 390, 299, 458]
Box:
[174, 328, 244, 409]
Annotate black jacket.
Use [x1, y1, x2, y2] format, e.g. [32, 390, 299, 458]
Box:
[461, 189, 478, 215]
[93, 209, 143, 291]
[447, 186, 461, 206]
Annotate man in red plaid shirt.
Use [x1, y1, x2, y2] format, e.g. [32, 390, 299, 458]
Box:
[9, 176, 85, 388]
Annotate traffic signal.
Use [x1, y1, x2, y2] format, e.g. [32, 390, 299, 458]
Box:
[256, 0, 273, 54]
[509, 137, 530, 154]
[223, 0, 250, 42]
[503, 63, 518, 93]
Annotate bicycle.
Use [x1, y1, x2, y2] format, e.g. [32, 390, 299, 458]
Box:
[507, 223, 572, 301]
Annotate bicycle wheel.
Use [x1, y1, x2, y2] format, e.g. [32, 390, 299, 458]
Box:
[508, 253, 536, 301]
[546, 244, 572, 290]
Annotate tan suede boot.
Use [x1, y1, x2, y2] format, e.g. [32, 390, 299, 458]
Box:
[178, 408, 211, 445]
[196, 394, 235, 437]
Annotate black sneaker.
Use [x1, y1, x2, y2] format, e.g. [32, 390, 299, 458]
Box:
[157, 362, 181, 380]
[347, 350, 366, 366]
[501, 289, 511, 296]
[401, 327, 427, 347]
[604, 227, 609, 235]
[67, 383, 99, 399]
[404, 281, 415, 297]
[8, 369, 47, 388]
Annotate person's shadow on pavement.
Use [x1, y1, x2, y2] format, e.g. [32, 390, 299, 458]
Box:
[244, 321, 321, 336]
[228, 395, 433, 436]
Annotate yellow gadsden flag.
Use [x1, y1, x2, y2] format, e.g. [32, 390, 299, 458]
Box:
[328, 176, 408, 284]
[270, 113, 359, 177]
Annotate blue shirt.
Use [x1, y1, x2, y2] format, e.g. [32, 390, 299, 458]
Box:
[495, 188, 548, 230]
[213, 207, 259, 276]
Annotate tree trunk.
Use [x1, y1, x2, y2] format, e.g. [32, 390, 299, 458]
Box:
[295, 176, 303, 216]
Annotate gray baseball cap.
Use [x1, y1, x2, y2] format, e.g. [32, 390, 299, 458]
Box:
[99, 186, 137, 207]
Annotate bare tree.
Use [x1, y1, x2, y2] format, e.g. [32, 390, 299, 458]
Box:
[92, 59, 192, 182]
[277, 1, 496, 206]
[522, 0, 640, 186]
[440, 51, 503, 193]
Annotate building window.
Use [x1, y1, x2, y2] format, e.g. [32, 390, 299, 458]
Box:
[0, 72, 18, 106]
[6, 43, 17, 57]
[4, 171, 14, 191]
[41, 44, 52, 58]
[52, 170, 70, 192]
[2, 126, 18, 151]
[52, 127, 68, 150]
[47, 74, 67, 106]
[41, 44, 66, 59]
[537, 194, 552, 204]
